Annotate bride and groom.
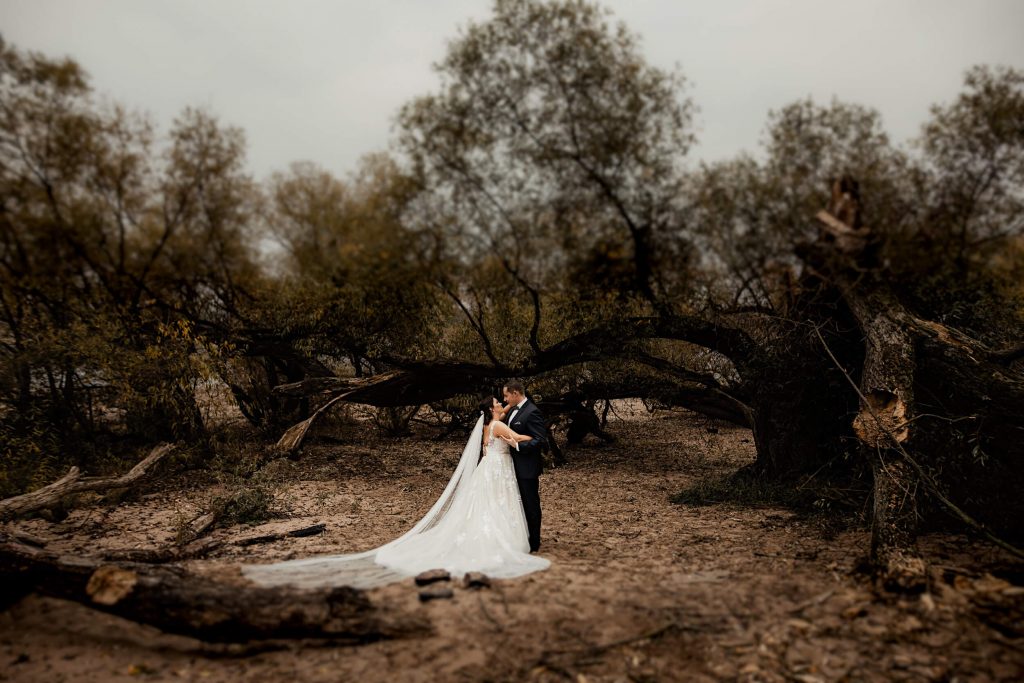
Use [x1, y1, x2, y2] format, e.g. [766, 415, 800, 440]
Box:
[242, 381, 550, 589]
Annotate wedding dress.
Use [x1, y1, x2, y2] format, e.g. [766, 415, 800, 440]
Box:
[241, 416, 550, 589]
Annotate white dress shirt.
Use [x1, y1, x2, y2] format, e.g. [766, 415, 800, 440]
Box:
[506, 397, 528, 450]
[507, 397, 527, 424]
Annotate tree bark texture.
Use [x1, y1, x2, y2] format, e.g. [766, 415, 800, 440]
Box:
[0, 535, 427, 643]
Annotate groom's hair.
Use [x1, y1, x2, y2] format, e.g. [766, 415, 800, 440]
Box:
[504, 379, 525, 395]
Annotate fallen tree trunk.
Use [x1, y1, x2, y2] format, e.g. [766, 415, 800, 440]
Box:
[272, 347, 752, 455]
[0, 534, 426, 642]
[26, 524, 329, 565]
[272, 371, 404, 398]
[272, 315, 755, 406]
[275, 389, 359, 455]
[235, 523, 327, 547]
[0, 443, 176, 522]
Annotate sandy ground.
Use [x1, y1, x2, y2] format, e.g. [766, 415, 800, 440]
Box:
[2, 406, 1022, 682]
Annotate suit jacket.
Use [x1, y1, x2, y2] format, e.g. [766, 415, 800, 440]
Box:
[505, 398, 546, 479]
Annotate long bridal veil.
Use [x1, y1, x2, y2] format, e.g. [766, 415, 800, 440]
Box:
[241, 415, 485, 589]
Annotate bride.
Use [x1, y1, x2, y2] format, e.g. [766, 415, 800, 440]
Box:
[241, 397, 550, 589]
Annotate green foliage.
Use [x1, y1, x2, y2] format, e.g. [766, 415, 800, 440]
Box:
[196, 434, 281, 530]
[251, 153, 448, 414]
[398, 0, 696, 319]
[0, 39, 264, 485]
[687, 97, 914, 311]
[369, 405, 421, 437]
[686, 67, 1024, 342]
[0, 408, 61, 499]
[670, 469, 845, 513]
[207, 482, 275, 528]
[897, 65, 1024, 340]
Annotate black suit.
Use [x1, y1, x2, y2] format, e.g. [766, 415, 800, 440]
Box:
[505, 398, 545, 551]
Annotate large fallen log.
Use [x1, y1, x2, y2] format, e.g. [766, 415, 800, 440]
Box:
[271, 343, 752, 456]
[275, 390, 358, 455]
[0, 534, 426, 642]
[0, 443, 176, 522]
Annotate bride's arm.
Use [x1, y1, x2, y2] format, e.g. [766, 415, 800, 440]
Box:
[491, 421, 530, 445]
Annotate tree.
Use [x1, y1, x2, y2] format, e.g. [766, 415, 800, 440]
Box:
[398, 0, 696, 326]
[0, 39, 266, 486]
[247, 154, 444, 431]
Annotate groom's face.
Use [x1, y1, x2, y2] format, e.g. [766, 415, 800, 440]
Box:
[503, 386, 522, 405]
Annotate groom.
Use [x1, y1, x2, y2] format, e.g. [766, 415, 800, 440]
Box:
[502, 379, 546, 553]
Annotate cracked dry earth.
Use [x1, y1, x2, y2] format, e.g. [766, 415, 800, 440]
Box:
[2, 406, 1022, 682]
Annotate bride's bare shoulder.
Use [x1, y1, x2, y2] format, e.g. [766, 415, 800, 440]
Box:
[489, 420, 511, 436]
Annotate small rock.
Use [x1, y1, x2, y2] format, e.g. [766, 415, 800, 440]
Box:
[415, 569, 451, 586]
[464, 572, 491, 589]
[418, 586, 454, 602]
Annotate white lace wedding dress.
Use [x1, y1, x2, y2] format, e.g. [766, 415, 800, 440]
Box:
[241, 416, 549, 589]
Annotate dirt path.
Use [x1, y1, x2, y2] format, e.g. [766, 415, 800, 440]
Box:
[2, 408, 1021, 682]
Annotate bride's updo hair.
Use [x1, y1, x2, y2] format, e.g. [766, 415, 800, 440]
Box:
[478, 396, 497, 425]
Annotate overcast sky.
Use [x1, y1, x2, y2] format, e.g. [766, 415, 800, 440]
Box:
[3, 0, 1023, 180]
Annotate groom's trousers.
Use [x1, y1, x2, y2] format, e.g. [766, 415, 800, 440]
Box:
[517, 477, 541, 552]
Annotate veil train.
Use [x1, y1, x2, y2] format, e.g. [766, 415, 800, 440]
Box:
[241, 416, 485, 589]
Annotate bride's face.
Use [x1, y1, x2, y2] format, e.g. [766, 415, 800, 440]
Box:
[490, 398, 502, 419]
